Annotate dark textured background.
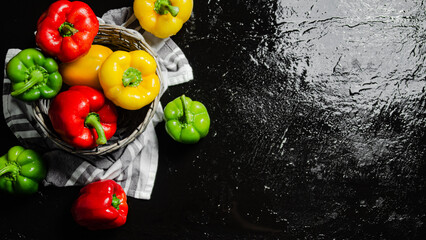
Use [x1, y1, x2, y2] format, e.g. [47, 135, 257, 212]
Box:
[1, 0, 425, 239]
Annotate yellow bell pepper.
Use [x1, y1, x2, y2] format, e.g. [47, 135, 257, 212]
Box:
[133, 0, 193, 38]
[60, 45, 113, 89]
[99, 50, 161, 110]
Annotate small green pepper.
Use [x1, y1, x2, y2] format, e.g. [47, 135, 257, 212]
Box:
[164, 95, 210, 144]
[0, 146, 47, 194]
[6, 48, 62, 101]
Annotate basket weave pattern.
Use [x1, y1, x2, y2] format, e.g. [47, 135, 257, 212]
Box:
[33, 24, 162, 156]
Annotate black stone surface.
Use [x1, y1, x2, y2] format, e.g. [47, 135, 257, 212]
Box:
[1, 0, 425, 239]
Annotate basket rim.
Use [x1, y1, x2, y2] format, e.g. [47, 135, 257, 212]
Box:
[32, 23, 164, 156]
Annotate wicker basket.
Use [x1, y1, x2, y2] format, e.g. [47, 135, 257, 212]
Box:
[32, 24, 163, 156]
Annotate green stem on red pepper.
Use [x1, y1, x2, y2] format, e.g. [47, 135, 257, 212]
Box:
[111, 194, 121, 210]
[154, 0, 180, 17]
[71, 180, 128, 230]
[84, 113, 107, 145]
[59, 22, 79, 37]
[36, 0, 99, 63]
[48, 86, 117, 149]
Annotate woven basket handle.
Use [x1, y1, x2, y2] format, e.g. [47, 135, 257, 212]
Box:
[121, 13, 137, 28]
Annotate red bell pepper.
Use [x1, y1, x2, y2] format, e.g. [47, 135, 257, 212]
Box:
[48, 85, 117, 149]
[71, 180, 128, 230]
[35, 0, 99, 63]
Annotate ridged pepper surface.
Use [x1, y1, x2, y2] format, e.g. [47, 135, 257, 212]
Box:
[71, 179, 128, 230]
[48, 86, 118, 149]
[36, 0, 99, 63]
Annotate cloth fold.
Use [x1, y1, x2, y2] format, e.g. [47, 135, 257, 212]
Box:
[2, 7, 193, 200]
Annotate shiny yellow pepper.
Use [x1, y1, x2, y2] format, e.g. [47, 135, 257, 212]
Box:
[133, 0, 193, 38]
[99, 50, 161, 110]
[60, 45, 113, 89]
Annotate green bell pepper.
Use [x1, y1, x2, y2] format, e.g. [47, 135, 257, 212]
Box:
[6, 48, 62, 101]
[164, 95, 210, 144]
[0, 146, 47, 194]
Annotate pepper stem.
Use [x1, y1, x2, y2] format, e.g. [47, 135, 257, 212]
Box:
[59, 22, 79, 37]
[122, 67, 143, 87]
[154, 0, 180, 17]
[111, 194, 121, 210]
[180, 95, 191, 124]
[0, 165, 19, 178]
[11, 69, 45, 97]
[84, 113, 107, 145]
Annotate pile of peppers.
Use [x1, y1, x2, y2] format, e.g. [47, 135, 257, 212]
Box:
[6, 0, 164, 148]
[3, 0, 211, 231]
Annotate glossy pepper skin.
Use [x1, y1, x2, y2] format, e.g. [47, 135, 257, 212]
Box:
[71, 179, 128, 230]
[6, 48, 62, 101]
[36, 0, 99, 63]
[164, 95, 210, 144]
[134, 0, 193, 38]
[60, 45, 113, 89]
[0, 146, 47, 194]
[48, 86, 118, 149]
[99, 50, 161, 110]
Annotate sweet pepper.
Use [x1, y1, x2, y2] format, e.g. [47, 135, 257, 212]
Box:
[0, 146, 47, 194]
[71, 179, 128, 230]
[99, 50, 161, 110]
[60, 45, 113, 89]
[164, 95, 210, 144]
[36, 0, 99, 63]
[133, 0, 193, 38]
[48, 86, 118, 149]
[6, 48, 62, 101]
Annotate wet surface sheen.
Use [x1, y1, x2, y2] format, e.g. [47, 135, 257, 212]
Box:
[0, 0, 424, 239]
[160, 0, 426, 238]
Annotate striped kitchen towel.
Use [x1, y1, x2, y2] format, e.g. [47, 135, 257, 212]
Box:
[2, 7, 193, 200]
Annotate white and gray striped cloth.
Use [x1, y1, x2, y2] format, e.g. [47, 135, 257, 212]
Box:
[2, 7, 193, 199]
